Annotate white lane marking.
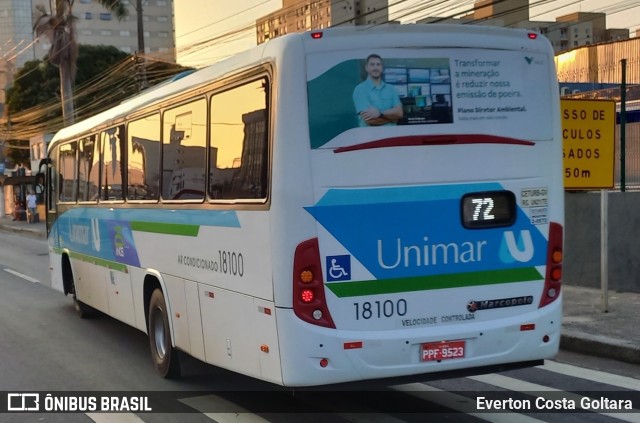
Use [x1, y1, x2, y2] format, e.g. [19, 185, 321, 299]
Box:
[181, 393, 405, 423]
[540, 360, 640, 390]
[4, 268, 39, 283]
[87, 413, 145, 423]
[393, 383, 545, 423]
[180, 394, 269, 423]
[336, 413, 406, 423]
[470, 373, 640, 423]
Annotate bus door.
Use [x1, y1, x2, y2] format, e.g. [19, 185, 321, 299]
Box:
[44, 154, 58, 235]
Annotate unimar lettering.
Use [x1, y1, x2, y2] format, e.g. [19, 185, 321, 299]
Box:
[70, 225, 90, 245]
[377, 236, 487, 269]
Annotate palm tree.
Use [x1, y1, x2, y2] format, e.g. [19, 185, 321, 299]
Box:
[34, 0, 128, 126]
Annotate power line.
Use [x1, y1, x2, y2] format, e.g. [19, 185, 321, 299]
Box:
[6, 0, 640, 140]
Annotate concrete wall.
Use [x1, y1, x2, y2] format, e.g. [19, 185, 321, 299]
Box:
[565, 191, 640, 293]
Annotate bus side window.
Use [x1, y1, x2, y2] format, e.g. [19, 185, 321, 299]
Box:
[209, 78, 269, 200]
[100, 126, 125, 201]
[59, 142, 78, 202]
[162, 99, 206, 200]
[79, 135, 99, 202]
[128, 114, 160, 201]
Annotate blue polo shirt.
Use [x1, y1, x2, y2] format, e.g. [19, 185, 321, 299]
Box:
[352, 78, 401, 126]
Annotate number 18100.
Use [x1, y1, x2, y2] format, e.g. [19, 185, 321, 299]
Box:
[354, 299, 407, 320]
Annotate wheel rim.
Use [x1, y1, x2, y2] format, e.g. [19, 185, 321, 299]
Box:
[153, 308, 167, 359]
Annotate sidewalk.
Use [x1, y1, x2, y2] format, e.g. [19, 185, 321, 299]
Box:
[0, 216, 638, 364]
[560, 284, 640, 364]
[0, 215, 46, 239]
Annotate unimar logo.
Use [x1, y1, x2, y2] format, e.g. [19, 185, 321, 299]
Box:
[306, 184, 548, 280]
[501, 230, 534, 263]
[376, 230, 535, 270]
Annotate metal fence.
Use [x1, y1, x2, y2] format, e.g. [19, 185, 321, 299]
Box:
[614, 117, 640, 190]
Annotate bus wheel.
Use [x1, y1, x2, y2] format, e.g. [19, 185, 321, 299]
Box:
[62, 257, 94, 319]
[148, 289, 181, 378]
[74, 298, 95, 319]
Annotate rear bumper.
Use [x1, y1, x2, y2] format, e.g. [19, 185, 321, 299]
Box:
[276, 296, 562, 386]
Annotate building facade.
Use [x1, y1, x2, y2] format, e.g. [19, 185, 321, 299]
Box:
[33, 0, 176, 63]
[539, 13, 613, 53]
[419, 1, 629, 54]
[0, 0, 36, 69]
[257, 0, 389, 44]
[555, 37, 640, 85]
[472, 0, 529, 27]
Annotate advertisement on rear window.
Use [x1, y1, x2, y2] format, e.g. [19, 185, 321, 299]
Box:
[306, 49, 552, 149]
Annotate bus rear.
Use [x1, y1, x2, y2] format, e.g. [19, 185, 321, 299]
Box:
[275, 25, 563, 386]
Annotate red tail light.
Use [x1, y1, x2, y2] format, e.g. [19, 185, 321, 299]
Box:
[539, 222, 563, 308]
[292, 238, 336, 328]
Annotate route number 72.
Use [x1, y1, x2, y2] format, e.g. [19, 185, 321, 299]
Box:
[471, 198, 495, 221]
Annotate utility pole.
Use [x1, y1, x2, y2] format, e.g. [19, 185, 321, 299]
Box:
[136, 0, 148, 91]
[620, 59, 627, 192]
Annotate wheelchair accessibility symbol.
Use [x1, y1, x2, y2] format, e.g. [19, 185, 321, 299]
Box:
[326, 255, 351, 282]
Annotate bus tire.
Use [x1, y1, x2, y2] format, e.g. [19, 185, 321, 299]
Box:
[74, 298, 95, 319]
[63, 256, 95, 319]
[148, 289, 181, 378]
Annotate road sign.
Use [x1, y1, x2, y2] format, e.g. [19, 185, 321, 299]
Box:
[561, 99, 615, 189]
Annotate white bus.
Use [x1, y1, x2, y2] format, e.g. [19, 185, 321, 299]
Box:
[46, 24, 563, 387]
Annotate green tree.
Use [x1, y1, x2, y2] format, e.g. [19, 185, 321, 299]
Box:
[6, 60, 59, 112]
[33, 0, 129, 126]
[4, 143, 30, 168]
[5, 45, 193, 140]
[7, 45, 130, 116]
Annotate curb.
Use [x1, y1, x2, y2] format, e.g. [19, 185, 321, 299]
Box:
[0, 224, 46, 239]
[560, 330, 640, 365]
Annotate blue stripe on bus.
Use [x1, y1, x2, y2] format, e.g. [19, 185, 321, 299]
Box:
[49, 208, 241, 268]
[58, 207, 241, 228]
[314, 183, 503, 206]
[306, 183, 549, 281]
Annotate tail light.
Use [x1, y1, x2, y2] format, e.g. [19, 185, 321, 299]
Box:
[293, 238, 335, 328]
[539, 222, 563, 308]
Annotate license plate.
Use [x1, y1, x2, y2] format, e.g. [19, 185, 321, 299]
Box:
[421, 340, 466, 361]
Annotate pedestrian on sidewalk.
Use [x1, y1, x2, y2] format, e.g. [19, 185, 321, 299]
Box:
[26, 190, 37, 223]
[12, 199, 24, 221]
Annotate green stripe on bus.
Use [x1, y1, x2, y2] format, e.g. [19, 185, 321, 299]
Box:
[63, 250, 129, 273]
[130, 221, 200, 236]
[326, 267, 543, 298]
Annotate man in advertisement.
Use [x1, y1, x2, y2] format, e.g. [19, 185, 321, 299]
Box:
[352, 54, 403, 126]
